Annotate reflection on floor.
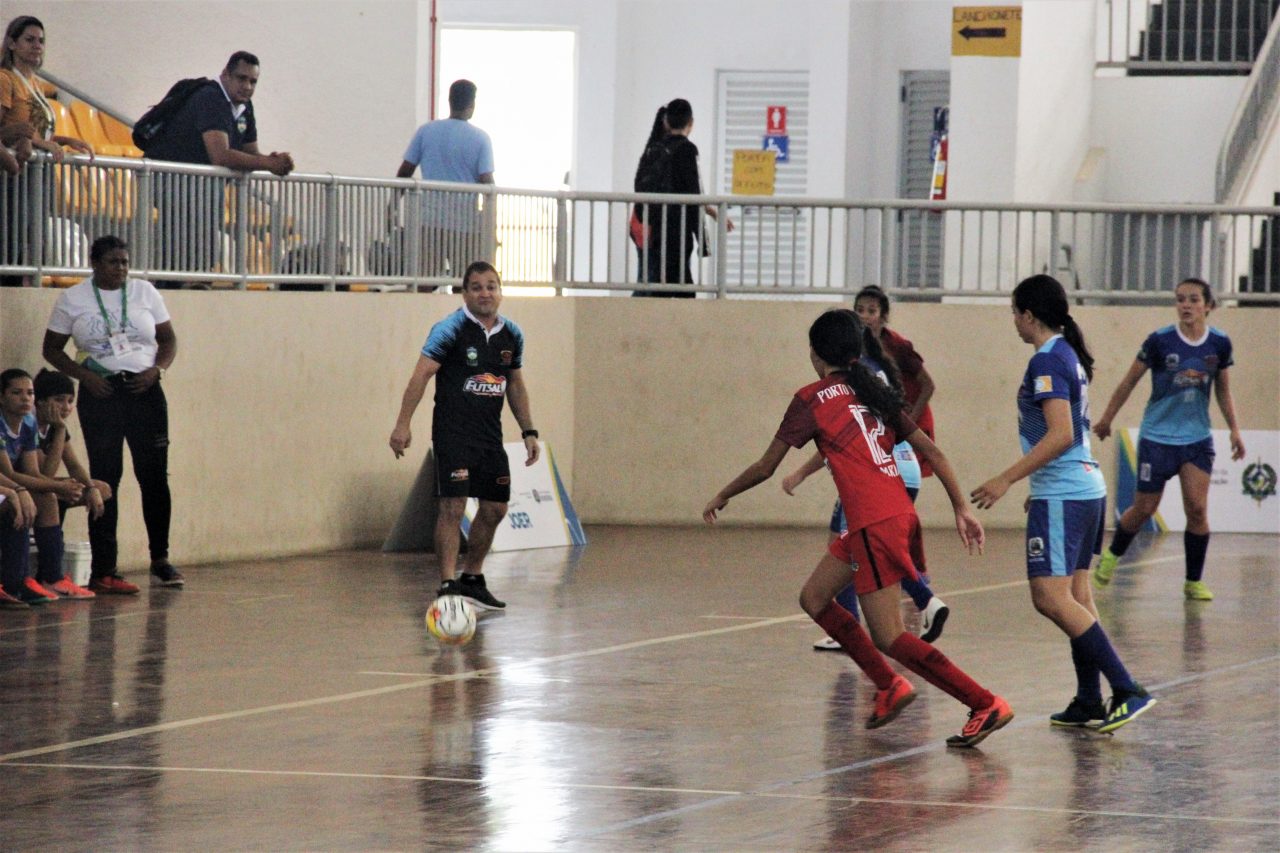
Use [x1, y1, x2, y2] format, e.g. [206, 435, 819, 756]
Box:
[1, 526, 1277, 850]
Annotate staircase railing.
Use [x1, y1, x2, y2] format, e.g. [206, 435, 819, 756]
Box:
[1215, 8, 1280, 199]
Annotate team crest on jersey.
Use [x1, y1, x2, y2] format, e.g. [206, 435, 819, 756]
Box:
[450, 468, 469, 482]
[466, 346, 479, 366]
[500, 350, 513, 365]
[1027, 537, 1045, 558]
[463, 373, 507, 396]
[1165, 353, 1180, 370]
[1034, 375, 1053, 394]
[1205, 354, 1219, 369]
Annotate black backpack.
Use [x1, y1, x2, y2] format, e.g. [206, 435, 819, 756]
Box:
[132, 77, 217, 152]
[633, 137, 679, 194]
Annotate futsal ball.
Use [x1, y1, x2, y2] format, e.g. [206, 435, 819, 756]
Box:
[426, 595, 477, 646]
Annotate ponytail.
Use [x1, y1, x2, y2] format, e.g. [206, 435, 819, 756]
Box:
[809, 309, 905, 425]
[859, 323, 904, 396]
[645, 106, 668, 146]
[1061, 315, 1094, 382]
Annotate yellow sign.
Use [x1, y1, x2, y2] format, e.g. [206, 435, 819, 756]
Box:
[952, 6, 1021, 57]
[732, 149, 777, 196]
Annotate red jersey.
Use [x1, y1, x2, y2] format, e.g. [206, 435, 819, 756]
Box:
[775, 374, 918, 532]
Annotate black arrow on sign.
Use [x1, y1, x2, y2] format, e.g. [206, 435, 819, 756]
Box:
[960, 26, 1007, 39]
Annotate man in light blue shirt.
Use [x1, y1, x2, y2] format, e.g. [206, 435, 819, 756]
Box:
[396, 80, 494, 285]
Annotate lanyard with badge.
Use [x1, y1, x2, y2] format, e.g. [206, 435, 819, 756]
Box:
[92, 278, 141, 359]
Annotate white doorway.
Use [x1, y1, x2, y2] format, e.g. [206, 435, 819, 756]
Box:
[437, 27, 575, 282]
[437, 28, 576, 190]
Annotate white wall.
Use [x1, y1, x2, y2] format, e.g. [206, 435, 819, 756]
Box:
[1016, 0, 1095, 202]
[845, 1, 953, 200]
[1091, 76, 1248, 202]
[21, 0, 422, 178]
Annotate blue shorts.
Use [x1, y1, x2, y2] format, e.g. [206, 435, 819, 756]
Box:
[1025, 497, 1106, 578]
[1137, 437, 1214, 492]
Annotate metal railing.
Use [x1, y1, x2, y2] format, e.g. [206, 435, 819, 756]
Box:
[1, 152, 1278, 302]
[1098, 0, 1277, 71]
[1216, 7, 1280, 199]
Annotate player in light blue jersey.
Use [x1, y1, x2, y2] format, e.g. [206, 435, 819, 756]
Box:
[972, 275, 1153, 734]
[1090, 278, 1245, 601]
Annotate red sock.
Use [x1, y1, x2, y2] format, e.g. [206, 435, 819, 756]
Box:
[887, 633, 994, 710]
[814, 601, 897, 690]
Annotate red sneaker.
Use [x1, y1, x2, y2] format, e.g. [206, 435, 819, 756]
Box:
[866, 674, 916, 729]
[88, 574, 140, 596]
[21, 577, 59, 604]
[947, 695, 1015, 748]
[48, 577, 96, 599]
[0, 587, 29, 609]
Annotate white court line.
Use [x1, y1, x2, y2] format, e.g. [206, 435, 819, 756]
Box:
[0, 551, 1258, 764]
[4, 760, 1273, 826]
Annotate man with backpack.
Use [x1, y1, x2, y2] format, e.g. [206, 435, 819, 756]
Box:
[140, 51, 294, 286]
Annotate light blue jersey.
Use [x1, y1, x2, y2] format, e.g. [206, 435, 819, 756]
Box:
[1017, 336, 1106, 500]
[1136, 325, 1233, 446]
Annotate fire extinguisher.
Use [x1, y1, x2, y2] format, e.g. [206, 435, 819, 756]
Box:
[929, 106, 949, 202]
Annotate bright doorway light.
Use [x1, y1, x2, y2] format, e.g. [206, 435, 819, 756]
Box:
[438, 27, 574, 290]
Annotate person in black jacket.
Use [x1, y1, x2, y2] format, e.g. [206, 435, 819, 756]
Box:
[632, 99, 730, 297]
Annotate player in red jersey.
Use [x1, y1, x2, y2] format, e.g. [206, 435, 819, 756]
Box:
[703, 309, 1013, 747]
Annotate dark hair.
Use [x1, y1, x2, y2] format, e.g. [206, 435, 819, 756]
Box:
[2, 15, 43, 70]
[461, 260, 500, 289]
[90, 235, 129, 262]
[1012, 274, 1094, 381]
[808, 309, 905, 424]
[33, 368, 74, 401]
[646, 98, 693, 144]
[0, 368, 31, 394]
[1177, 277, 1216, 309]
[854, 285, 891, 324]
[449, 79, 478, 114]
[859, 320, 904, 396]
[225, 50, 260, 72]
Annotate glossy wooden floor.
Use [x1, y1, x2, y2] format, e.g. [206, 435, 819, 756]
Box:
[1, 526, 1277, 851]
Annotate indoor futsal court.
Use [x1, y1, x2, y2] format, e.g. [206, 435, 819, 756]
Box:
[1, 525, 1277, 851]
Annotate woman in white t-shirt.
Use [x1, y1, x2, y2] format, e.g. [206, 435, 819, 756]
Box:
[41, 235, 183, 593]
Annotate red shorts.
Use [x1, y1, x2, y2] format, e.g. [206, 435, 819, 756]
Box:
[828, 512, 926, 596]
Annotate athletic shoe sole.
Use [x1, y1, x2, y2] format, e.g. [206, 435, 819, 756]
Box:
[1096, 697, 1157, 734]
[813, 637, 843, 651]
[460, 594, 504, 612]
[947, 706, 1015, 748]
[920, 605, 949, 643]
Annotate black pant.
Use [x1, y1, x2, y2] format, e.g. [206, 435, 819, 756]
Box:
[77, 377, 172, 576]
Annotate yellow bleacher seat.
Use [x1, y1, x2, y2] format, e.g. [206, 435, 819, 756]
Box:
[69, 100, 142, 158]
[99, 113, 143, 156]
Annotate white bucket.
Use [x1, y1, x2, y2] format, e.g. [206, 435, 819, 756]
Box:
[64, 541, 92, 587]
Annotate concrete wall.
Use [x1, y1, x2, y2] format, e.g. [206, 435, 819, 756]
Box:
[4, 290, 1273, 568]
[21, 0, 423, 179]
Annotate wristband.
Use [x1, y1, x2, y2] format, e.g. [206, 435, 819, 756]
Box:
[522, 429, 539, 440]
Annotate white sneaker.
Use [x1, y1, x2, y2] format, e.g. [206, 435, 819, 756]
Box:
[919, 597, 950, 643]
[813, 636, 842, 651]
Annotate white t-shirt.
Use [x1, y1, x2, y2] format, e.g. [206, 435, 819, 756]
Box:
[47, 277, 171, 374]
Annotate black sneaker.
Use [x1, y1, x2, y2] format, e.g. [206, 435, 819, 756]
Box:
[150, 561, 185, 587]
[437, 578, 461, 597]
[458, 574, 506, 611]
[1049, 696, 1108, 729]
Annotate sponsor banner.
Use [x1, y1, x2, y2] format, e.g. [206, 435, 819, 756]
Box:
[1115, 428, 1279, 533]
[461, 442, 586, 552]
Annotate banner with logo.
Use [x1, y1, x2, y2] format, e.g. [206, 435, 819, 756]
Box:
[461, 442, 586, 552]
[1114, 428, 1279, 533]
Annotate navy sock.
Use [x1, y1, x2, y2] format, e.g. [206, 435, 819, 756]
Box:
[1068, 633, 1103, 704]
[1184, 531, 1210, 582]
[901, 574, 933, 611]
[1075, 621, 1137, 695]
[33, 525, 65, 584]
[835, 583, 860, 622]
[0, 525, 30, 594]
[1109, 525, 1137, 557]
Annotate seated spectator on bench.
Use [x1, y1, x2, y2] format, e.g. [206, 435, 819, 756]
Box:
[31, 368, 109, 599]
[0, 368, 83, 605]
